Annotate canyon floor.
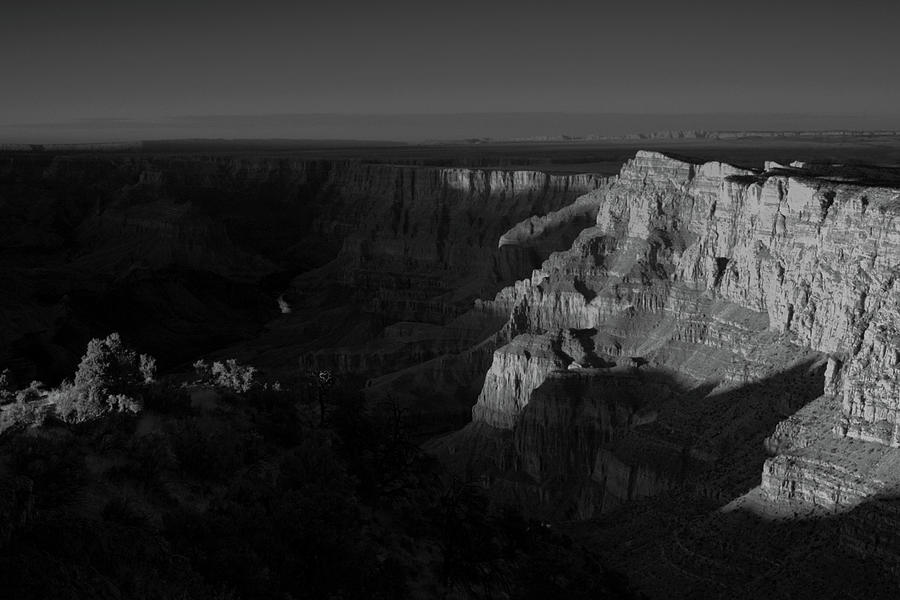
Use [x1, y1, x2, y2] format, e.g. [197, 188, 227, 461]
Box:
[5, 134, 900, 598]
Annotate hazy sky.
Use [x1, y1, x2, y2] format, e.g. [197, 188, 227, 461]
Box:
[2, 0, 899, 140]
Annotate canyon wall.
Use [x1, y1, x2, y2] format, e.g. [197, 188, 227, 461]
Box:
[0, 154, 601, 387]
[6, 148, 900, 595]
[433, 151, 900, 524]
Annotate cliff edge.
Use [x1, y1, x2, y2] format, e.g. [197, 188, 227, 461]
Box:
[435, 150, 900, 527]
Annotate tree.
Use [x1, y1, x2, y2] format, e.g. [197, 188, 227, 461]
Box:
[74, 333, 143, 395]
[74, 338, 113, 393]
[63, 333, 152, 422]
[303, 370, 335, 426]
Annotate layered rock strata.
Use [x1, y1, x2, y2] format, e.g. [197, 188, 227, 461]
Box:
[0, 154, 601, 387]
[440, 150, 900, 522]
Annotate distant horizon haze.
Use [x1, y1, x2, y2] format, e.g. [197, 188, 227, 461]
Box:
[3, 0, 899, 142]
[4, 112, 900, 144]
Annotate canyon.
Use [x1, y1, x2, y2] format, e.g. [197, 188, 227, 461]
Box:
[0, 153, 597, 389]
[429, 150, 900, 596]
[5, 140, 900, 596]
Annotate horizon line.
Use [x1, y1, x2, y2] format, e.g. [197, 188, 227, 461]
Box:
[5, 110, 900, 128]
[5, 129, 900, 151]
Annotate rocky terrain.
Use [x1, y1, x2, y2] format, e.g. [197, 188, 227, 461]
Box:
[427, 150, 900, 596]
[0, 154, 599, 396]
[8, 143, 900, 596]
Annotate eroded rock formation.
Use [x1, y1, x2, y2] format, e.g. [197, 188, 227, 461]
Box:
[432, 151, 900, 526]
[421, 149, 900, 595]
[0, 154, 600, 389]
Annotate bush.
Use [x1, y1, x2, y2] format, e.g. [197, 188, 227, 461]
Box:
[14, 381, 44, 404]
[0, 369, 14, 404]
[139, 354, 157, 383]
[193, 359, 212, 381]
[210, 359, 256, 393]
[2, 382, 49, 429]
[5, 399, 50, 428]
[193, 358, 258, 392]
[109, 394, 142, 415]
[70, 388, 108, 423]
[74, 333, 143, 395]
[57, 333, 155, 423]
[50, 380, 85, 423]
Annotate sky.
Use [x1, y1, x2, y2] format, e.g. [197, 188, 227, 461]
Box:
[2, 0, 899, 141]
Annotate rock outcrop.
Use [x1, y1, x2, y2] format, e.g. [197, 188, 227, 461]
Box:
[0, 154, 601, 388]
[433, 150, 900, 524]
[423, 149, 900, 595]
[8, 145, 900, 597]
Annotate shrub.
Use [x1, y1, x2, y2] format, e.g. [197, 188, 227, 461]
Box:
[14, 381, 44, 404]
[6, 399, 49, 428]
[74, 333, 143, 395]
[69, 387, 107, 423]
[2, 381, 49, 428]
[193, 359, 212, 381]
[0, 368, 14, 404]
[109, 394, 142, 415]
[210, 359, 257, 393]
[139, 354, 157, 383]
[50, 380, 83, 423]
[59, 333, 154, 423]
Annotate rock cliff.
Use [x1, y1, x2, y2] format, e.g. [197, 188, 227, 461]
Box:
[425, 149, 900, 594]
[7, 146, 900, 596]
[0, 154, 600, 388]
[434, 150, 900, 523]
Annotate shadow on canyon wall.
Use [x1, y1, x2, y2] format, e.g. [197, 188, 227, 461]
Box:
[0, 153, 596, 388]
[439, 357, 900, 597]
[0, 368, 645, 600]
[440, 357, 826, 519]
[578, 482, 900, 599]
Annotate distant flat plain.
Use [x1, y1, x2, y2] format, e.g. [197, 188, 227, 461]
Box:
[127, 134, 900, 176]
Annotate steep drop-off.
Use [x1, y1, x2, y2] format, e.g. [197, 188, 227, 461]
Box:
[429, 151, 900, 596]
[0, 154, 600, 388]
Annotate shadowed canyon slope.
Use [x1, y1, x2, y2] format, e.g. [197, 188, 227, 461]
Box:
[0, 153, 600, 390]
[7, 144, 900, 596]
[427, 151, 900, 597]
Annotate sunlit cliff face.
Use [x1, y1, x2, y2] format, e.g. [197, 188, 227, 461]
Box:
[476, 152, 900, 444]
[428, 151, 900, 523]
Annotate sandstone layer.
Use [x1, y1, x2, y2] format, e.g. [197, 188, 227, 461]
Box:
[0, 154, 600, 392]
[425, 150, 900, 595]
[431, 150, 900, 543]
